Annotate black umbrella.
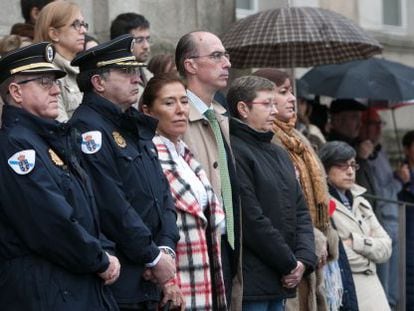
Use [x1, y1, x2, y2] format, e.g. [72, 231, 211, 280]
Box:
[300, 57, 414, 101]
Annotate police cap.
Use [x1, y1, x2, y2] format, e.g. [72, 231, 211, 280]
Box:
[71, 34, 140, 72]
[0, 42, 66, 84]
[330, 99, 367, 114]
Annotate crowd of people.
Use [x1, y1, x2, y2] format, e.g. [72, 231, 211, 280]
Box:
[0, 1, 411, 310]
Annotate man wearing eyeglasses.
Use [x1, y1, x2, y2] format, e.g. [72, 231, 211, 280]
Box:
[0, 42, 121, 310]
[70, 35, 180, 311]
[175, 31, 242, 310]
[110, 12, 153, 103]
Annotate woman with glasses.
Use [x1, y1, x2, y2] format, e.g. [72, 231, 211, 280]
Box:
[254, 68, 339, 311]
[227, 75, 317, 311]
[319, 141, 392, 311]
[34, 1, 87, 122]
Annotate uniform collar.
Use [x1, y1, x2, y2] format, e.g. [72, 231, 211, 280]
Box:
[83, 92, 158, 141]
[2, 104, 66, 136]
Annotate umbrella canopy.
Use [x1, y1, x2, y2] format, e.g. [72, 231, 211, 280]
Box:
[221, 6, 382, 68]
[300, 58, 414, 101]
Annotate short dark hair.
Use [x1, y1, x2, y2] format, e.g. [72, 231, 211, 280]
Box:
[402, 130, 414, 148]
[175, 32, 198, 77]
[318, 141, 356, 171]
[76, 68, 109, 93]
[20, 0, 53, 23]
[140, 73, 185, 111]
[110, 13, 150, 39]
[227, 75, 275, 119]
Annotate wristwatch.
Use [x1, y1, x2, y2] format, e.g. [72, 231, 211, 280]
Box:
[159, 247, 176, 260]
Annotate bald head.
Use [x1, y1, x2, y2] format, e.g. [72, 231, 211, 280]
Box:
[175, 31, 230, 93]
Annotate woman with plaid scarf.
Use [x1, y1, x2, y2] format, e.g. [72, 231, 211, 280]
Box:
[141, 73, 228, 310]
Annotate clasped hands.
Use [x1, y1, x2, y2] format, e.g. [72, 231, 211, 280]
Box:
[282, 261, 305, 289]
[143, 252, 185, 310]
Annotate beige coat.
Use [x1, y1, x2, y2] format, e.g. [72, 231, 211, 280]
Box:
[182, 99, 243, 311]
[332, 184, 392, 310]
[54, 53, 83, 122]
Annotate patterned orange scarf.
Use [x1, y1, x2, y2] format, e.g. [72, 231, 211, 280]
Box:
[273, 116, 329, 231]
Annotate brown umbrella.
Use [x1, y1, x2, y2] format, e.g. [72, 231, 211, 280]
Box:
[221, 7, 382, 68]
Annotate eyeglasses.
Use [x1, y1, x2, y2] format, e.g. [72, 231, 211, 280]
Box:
[70, 20, 89, 31]
[245, 100, 277, 111]
[333, 162, 360, 171]
[17, 76, 59, 90]
[134, 36, 151, 44]
[111, 67, 140, 76]
[189, 51, 230, 62]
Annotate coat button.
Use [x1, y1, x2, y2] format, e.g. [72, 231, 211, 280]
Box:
[202, 120, 209, 126]
[213, 161, 218, 169]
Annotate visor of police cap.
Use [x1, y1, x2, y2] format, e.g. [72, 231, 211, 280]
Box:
[0, 42, 66, 85]
[71, 34, 140, 72]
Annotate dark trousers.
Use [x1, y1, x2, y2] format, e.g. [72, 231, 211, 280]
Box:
[221, 235, 234, 307]
[119, 301, 158, 310]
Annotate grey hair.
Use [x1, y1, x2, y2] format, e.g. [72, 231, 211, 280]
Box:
[227, 75, 275, 119]
[318, 141, 356, 171]
[0, 75, 18, 103]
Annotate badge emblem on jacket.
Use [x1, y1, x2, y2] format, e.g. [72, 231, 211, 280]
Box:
[81, 131, 102, 154]
[49, 149, 64, 166]
[8, 149, 35, 175]
[112, 131, 127, 148]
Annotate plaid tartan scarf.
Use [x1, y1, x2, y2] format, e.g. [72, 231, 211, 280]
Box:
[153, 135, 227, 310]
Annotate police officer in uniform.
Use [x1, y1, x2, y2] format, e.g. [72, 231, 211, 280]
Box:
[0, 42, 120, 310]
[70, 35, 180, 310]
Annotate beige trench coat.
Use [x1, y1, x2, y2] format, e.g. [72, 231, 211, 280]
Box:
[332, 184, 392, 311]
[54, 53, 83, 123]
[182, 99, 243, 311]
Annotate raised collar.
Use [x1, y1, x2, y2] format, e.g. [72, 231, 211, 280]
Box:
[230, 117, 274, 143]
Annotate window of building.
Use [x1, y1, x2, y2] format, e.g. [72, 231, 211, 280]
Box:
[383, 0, 402, 26]
[236, 0, 258, 19]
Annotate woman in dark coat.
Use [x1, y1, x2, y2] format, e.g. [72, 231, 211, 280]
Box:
[227, 75, 317, 311]
[397, 130, 414, 309]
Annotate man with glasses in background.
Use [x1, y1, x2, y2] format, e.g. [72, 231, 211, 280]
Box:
[70, 34, 180, 311]
[0, 42, 120, 310]
[175, 31, 242, 310]
[110, 12, 153, 104]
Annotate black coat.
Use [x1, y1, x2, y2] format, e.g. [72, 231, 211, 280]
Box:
[0, 105, 117, 311]
[398, 179, 414, 310]
[70, 92, 179, 305]
[230, 119, 317, 301]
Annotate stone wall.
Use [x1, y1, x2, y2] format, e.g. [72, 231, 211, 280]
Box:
[1, 0, 235, 55]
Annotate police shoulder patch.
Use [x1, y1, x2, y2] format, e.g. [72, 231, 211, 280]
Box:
[81, 131, 102, 154]
[8, 149, 36, 175]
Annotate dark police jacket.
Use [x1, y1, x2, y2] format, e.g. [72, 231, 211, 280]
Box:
[70, 92, 179, 304]
[230, 118, 317, 301]
[0, 105, 118, 311]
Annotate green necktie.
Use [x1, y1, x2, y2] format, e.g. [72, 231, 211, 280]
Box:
[204, 109, 235, 249]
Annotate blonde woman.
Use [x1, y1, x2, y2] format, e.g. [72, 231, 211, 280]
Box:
[34, 1, 87, 122]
